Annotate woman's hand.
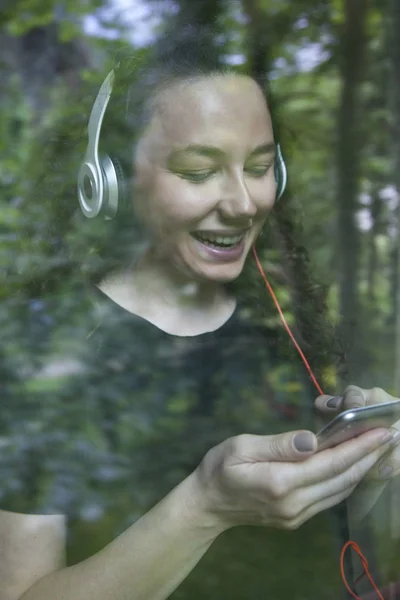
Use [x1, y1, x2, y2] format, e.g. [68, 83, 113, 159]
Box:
[314, 385, 400, 523]
[315, 386, 400, 482]
[193, 426, 395, 532]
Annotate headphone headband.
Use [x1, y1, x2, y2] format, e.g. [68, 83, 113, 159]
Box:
[77, 70, 118, 219]
[78, 69, 287, 219]
[275, 143, 287, 201]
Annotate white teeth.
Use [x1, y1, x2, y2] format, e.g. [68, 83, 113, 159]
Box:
[195, 233, 244, 245]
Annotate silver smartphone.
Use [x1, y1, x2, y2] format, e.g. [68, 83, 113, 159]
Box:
[316, 400, 400, 451]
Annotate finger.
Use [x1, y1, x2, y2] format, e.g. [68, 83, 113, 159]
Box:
[347, 480, 387, 525]
[341, 385, 367, 410]
[367, 426, 400, 481]
[342, 385, 399, 411]
[229, 431, 318, 465]
[281, 427, 395, 489]
[295, 485, 357, 528]
[287, 435, 400, 527]
[294, 433, 396, 508]
[250, 427, 394, 500]
[363, 387, 399, 405]
[275, 484, 358, 530]
[314, 394, 344, 414]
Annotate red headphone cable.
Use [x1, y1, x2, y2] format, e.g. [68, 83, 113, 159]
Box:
[252, 245, 384, 600]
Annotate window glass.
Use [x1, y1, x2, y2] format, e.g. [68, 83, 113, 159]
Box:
[1, 2, 399, 599]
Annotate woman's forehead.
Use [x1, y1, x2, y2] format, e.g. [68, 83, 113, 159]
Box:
[142, 74, 272, 154]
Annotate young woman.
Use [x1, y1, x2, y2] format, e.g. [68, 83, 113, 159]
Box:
[1, 27, 399, 600]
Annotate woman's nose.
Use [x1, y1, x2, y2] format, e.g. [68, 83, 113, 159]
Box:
[217, 173, 257, 220]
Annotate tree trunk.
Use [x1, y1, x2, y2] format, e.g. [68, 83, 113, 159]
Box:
[335, 3, 388, 596]
[336, 0, 368, 382]
[388, 0, 400, 548]
[391, 1, 400, 395]
[367, 190, 382, 304]
[0, 22, 89, 113]
[242, 2, 360, 598]
[241, 0, 273, 77]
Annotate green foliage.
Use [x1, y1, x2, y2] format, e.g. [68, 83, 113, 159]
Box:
[2, 0, 100, 36]
[1, 0, 399, 594]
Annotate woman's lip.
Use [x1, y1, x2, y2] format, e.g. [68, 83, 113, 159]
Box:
[192, 235, 247, 262]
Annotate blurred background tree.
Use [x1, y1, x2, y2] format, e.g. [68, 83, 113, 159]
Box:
[1, 0, 400, 598]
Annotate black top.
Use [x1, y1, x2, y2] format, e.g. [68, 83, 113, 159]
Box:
[1, 287, 306, 517]
[0, 287, 365, 598]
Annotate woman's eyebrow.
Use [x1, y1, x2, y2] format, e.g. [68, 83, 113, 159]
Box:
[250, 142, 276, 156]
[168, 145, 224, 159]
[168, 142, 276, 160]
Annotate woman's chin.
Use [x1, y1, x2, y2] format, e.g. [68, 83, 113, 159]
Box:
[158, 239, 251, 285]
[182, 236, 252, 282]
[191, 260, 246, 284]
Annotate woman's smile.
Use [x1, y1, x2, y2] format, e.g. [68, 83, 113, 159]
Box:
[190, 229, 248, 262]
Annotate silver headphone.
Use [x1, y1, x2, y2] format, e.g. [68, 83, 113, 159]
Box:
[77, 69, 288, 219]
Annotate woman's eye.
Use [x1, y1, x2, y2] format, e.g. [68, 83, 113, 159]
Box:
[178, 170, 215, 183]
[245, 164, 272, 177]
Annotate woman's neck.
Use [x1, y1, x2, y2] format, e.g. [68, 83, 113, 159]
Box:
[98, 250, 237, 337]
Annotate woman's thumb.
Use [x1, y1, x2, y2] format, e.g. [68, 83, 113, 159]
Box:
[265, 430, 317, 462]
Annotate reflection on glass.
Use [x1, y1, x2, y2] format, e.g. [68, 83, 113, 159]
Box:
[1, 8, 400, 600]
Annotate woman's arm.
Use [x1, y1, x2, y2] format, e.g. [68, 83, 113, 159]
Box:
[0, 510, 66, 600]
[12, 425, 394, 600]
[18, 473, 225, 600]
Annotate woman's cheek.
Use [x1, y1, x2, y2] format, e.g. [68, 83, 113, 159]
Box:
[252, 178, 276, 212]
[153, 179, 215, 223]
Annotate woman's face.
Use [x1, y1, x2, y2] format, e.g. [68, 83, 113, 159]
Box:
[133, 74, 276, 283]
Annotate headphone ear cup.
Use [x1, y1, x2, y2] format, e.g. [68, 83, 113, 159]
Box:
[274, 144, 287, 201]
[77, 159, 104, 219]
[101, 155, 125, 220]
[77, 154, 125, 220]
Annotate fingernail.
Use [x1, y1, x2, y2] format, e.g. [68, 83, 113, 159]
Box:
[379, 431, 395, 446]
[379, 465, 393, 478]
[293, 432, 315, 452]
[389, 428, 400, 446]
[380, 428, 400, 448]
[326, 396, 342, 409]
